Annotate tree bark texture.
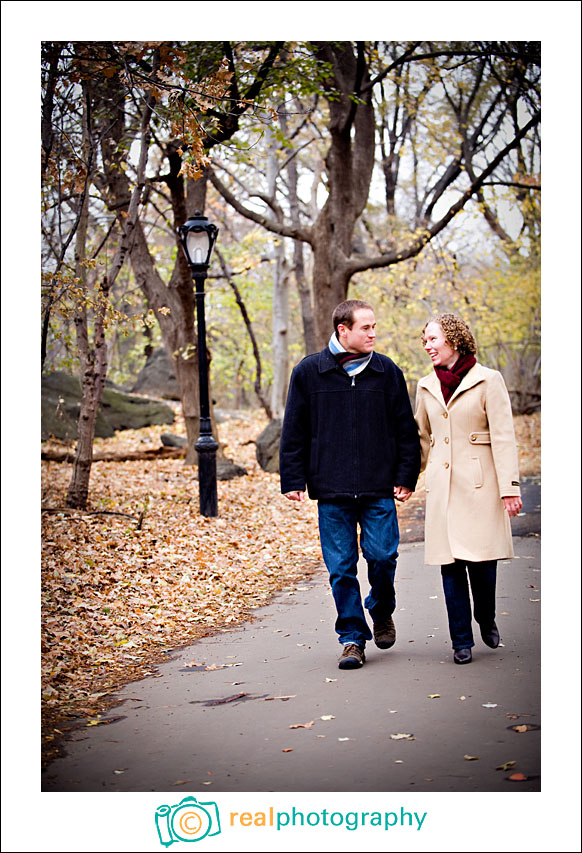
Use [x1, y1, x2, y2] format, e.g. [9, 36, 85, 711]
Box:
[310, 42, 376, 348]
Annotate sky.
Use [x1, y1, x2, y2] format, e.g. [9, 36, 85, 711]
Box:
[1, 4, 581, 852]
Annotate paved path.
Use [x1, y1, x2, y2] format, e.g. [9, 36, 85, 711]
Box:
[43, 521, 541, 793]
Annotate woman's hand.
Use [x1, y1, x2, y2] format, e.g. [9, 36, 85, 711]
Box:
[502, 496, 522, 517]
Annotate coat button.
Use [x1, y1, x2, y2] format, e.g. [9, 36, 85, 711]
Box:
[444, 437, 449, 444]
[443, 412, 448, 418]
[444, 462, 449, 469]
[471, 434, 476, 441]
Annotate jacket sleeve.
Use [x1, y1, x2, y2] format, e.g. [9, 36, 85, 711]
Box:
[486, 371, 521, 498]
[279, 364, 309, 494]
[414, 385, 432, 474]
[393, 367, 421, 490]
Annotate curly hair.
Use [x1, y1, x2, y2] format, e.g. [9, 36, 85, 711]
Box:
[422, 313, 477, 356]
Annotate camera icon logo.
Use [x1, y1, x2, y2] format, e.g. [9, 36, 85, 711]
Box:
[155, 796, 222, 846]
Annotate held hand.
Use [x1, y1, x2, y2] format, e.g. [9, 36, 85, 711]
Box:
[394, 486, 412, 502]
[285, 490, 306, 502]
[503, 496, 523, 517]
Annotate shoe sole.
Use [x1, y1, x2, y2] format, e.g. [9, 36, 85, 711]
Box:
[338, 658, 365, 669]
[374, 638, 395, 649]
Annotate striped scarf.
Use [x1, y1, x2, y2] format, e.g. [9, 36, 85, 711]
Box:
[328, 332, 373, 378]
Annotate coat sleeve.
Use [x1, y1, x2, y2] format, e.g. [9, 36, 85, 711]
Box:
[392, 367, 421, 490]
[486, 371, 521, 498]
[279, 364, 309, 494]
[414, 384, 432, 474]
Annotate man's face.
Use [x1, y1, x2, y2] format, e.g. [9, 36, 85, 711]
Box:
[338, 308, 376, 354]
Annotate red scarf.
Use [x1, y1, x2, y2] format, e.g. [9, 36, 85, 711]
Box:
[435, 353, 476, 404]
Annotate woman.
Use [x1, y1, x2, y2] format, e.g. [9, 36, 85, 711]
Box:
[415, 313, 522, 664]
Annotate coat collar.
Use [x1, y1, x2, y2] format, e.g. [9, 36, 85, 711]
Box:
[418, 363, 487, 408]
[318, 347, 385, 374]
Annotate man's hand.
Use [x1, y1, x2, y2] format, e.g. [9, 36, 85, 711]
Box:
[502, 496, 522, 517]
[285, 490, 306, 502]
[394, 486, 412, 502]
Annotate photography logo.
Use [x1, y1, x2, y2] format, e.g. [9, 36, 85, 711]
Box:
[155, 796, 221, 846]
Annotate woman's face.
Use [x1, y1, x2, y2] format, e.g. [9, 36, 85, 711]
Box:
[423, 322, 458, 368]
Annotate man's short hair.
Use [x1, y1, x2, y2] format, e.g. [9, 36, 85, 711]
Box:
[332, 300, 374, 334]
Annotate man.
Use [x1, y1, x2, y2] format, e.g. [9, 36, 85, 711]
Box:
[279, 300, 420, 669]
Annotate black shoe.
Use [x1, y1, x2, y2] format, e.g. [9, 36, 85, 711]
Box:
[453, 648, 472, 665]
[338, 644, 365, 669]
[373, 617, 396, 649]
[480, 622, 500, 648]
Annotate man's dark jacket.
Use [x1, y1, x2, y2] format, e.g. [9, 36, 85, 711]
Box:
[279, 347, 421, 500]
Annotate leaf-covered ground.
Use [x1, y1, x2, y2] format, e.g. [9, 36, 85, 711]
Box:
[41, 409, 539, 761]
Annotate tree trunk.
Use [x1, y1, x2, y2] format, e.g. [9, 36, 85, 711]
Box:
[271, 240, 290, 418]
[280, 112, 317, 356]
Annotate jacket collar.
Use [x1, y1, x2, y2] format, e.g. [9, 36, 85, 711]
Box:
[318, 347, 385, 374]
[418, 363, 486, 408]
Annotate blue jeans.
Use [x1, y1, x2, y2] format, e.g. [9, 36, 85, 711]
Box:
[441, 560, 497, 650]
[318, 497, 399, 648]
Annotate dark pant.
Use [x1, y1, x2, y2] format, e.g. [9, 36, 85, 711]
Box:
[318, 497, 399, 648]
[440, 559, 497, 650]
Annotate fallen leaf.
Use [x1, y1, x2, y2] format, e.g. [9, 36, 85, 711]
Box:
[508, 772, 528, 781]
[464, 755, 479, 761]
[113, 769, 126, 774]
[184, 660, 205, 668]
[289, 721, 314, 729]
[496, 761, 517, 771]
[429, 595, 438, 599]
[324, 678, 337, 683]
[427, 694, 440, 699]
[390, 733, 413, 740]
[459, 696, 466, 701]
[172, 780, 191, 786]
[202, 781, 213, 785]
[282, 748, 293, 753]
[320, 715, 335, 721]
[482, 703, 498, 709]
[338, 737, 351, 741]
[394, 760, 404, 764]
[205, 664, 218, 671]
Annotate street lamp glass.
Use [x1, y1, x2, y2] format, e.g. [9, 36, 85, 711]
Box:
[185, 228, 210, 266]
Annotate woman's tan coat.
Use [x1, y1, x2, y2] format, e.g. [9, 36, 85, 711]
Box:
[415, 363, 521, 565]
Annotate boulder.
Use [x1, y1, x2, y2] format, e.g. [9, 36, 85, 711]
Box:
[161, 433, 247, 480]
[131, 348, 181, 400]
[42, 371, 175, 440]
[255, 418, 282, 473]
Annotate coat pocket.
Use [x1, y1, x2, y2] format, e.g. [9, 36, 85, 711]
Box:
[471, 456, 484, 488]
[469, 431, 491, 445]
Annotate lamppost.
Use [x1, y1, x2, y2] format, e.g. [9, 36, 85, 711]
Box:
[178, 211, 219, 517]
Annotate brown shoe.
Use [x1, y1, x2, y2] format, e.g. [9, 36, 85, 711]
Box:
[373, 617, 396, 649]
[338, 644, 365, 669]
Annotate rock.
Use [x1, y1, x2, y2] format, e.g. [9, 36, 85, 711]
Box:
[42, 371, 175, 440]
[131, 348, 181, 400]
[256, 418, 282, 473]
[161, 432, 187, 448]
[217, 458, 247, 480]
[161, 433, 247, 479]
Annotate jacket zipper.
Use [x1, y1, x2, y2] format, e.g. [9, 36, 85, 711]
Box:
[351, 374, 358, 497]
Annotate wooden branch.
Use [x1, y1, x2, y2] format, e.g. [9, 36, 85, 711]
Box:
[208, 168, 313, 246]
[42, 507, 140, 521]
[43, 446, 185, 463]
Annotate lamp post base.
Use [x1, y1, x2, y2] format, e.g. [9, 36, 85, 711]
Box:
[196, 434, 219, 517]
